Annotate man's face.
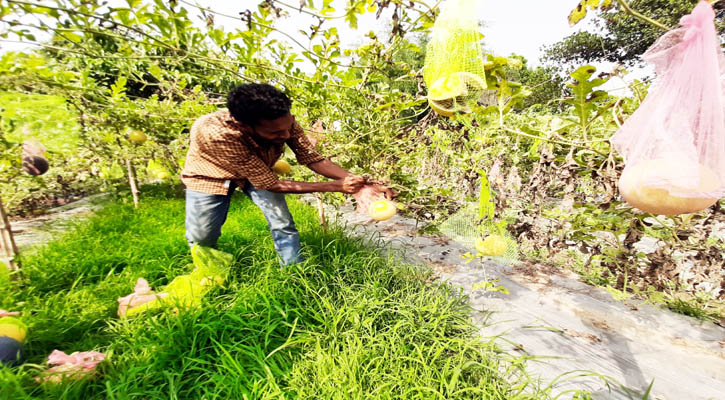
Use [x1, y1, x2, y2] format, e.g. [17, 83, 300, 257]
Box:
[251, 113, 294, 144]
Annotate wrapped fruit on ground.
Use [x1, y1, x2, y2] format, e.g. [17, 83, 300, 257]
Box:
[0, 336, 25, 366]
[0, 315, 27, 367]
[475, 235, 508, 257]
[618, 158, 721, 215]
[35, 350, 105, 384]
[0, 316, 27, 343]
[368, 199, 397, 221]
[272, 159, 291, 175]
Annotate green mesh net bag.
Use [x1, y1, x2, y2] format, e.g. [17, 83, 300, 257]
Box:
[439, 172, 518, 263]
[424, 0, 487, 117]
[123, 245, 233, 317]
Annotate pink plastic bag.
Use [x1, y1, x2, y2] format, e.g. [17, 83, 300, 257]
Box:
[117, 278, 168, 318]
[353, 184, 395, 215]
[0, 310, 20, 317]
[36, 350, 105, 383]
[611, 1, 725, 214]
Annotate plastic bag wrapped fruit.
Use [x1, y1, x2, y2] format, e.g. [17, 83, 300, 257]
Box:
[22, 139, 49, 176]
[618, 157, 720, 215]
[354, 184, 396, 221]
[0, 336, 25, 366]
[0, 316, 27, 343]
[611, 1, 725, 215]
[117, 278, 169, 318]
[36, 350, 105, 384]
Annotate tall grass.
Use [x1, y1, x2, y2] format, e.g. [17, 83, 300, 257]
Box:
[0, 185, 547, 399]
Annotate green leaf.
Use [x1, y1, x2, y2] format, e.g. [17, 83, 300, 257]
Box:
[564, 65, 609, 129]
[148, 63, 163, 80]
[568, 0, 615, 26]
[321, 6, 336, 15]
[64, 31, 82, 43]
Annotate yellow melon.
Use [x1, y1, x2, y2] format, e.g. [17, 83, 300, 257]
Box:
[128, 130, 147, 145]
[619, 159, 721, 215]
[368, 200, 397, 221]
[0, 317, 27, 343]
[272, 159, 291, 175]
[475, 235, 508, 257]
[427, 72, 486, 117]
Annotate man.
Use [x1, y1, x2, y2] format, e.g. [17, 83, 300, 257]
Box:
[181, 83, 390, 265]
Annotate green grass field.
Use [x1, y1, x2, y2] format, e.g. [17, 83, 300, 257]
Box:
[0, 186, 547, 399]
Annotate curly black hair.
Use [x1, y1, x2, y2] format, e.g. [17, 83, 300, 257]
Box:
[226, 83, 292, 126]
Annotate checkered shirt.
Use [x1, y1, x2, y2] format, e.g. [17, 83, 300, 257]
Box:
[180, 110, 324, 194]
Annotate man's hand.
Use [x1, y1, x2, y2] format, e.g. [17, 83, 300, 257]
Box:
[368, 183, 395, 200]
[353, 182, 397, 214]
[338, 174, 366, 194]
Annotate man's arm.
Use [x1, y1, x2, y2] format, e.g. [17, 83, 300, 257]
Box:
[306, 158, 354, 180]
[306, 159, 395, 199]
[267, 175, 365, 194]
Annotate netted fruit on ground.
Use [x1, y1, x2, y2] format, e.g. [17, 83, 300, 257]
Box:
[475, 235, 508, 257]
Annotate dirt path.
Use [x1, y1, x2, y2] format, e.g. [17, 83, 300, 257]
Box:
[303, 196, 725, 400]
[10, 195, 725, 399]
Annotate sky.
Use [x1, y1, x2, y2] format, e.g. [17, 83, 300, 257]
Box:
[193, 0, 642, 93]
[0, 0, 645, 93]
[204, 0, 587, 66]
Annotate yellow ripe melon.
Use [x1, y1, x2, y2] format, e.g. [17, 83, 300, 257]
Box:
[128, 130, 147, 145]
[272, 159, 291, 175]
[475, 235, 508, 257]
[619, 159, 721, 216]
[0, 317, 27, 343]
[368, 199, 397, 221]
[427, 72, 486, 117]
[428, 99, 456, 117]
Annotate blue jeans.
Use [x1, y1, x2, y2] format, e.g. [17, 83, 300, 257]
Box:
[185, 182, 303, 265]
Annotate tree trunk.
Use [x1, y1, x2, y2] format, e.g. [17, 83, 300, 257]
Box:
[317, 195, 327, 234]
[127, 159, 140, 208]
[0, 197, 19, 273]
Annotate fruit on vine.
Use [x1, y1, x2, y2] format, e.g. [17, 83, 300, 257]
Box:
[147, 159, 171, 180]
[475, 235, 507, 257]
[272, 159, 291, 174]
[128, 130, 147, 144]
[618, 159, 720, 216]
[0, 317, 27, 343]
[368, 199, 396, 221]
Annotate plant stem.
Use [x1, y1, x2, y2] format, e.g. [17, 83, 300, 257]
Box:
[618, 0, 670, 31]
[0, 197, 19, 273]
[503, 128, 609, 157]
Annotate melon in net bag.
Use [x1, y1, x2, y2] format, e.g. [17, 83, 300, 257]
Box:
[611, 1, 725, 215]
[423, 0, 487, 117]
